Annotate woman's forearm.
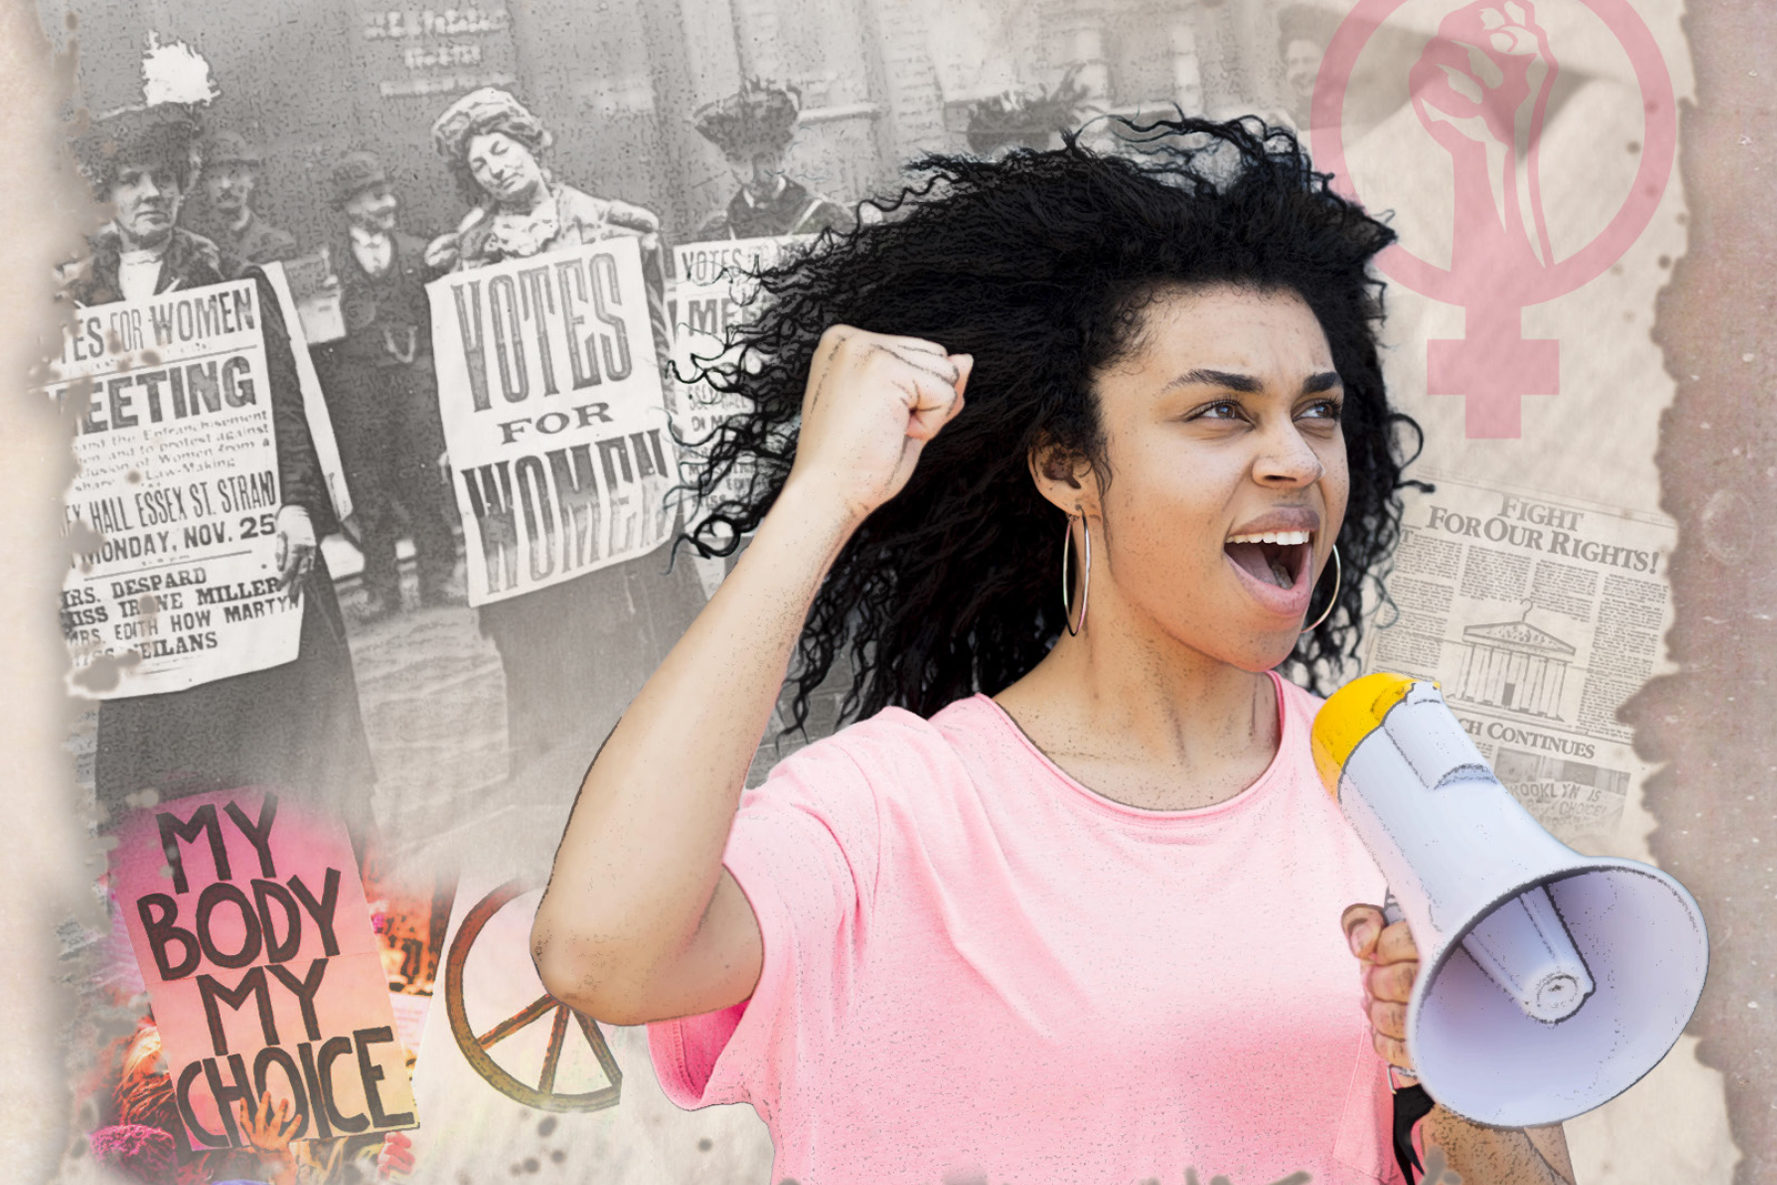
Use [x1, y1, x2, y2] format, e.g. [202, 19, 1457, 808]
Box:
[1419, 1107, 1575, 1185]
[530, 478, 859, 1010]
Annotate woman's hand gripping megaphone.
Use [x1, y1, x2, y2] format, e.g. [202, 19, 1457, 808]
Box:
[1343, 892, 1421, 1085]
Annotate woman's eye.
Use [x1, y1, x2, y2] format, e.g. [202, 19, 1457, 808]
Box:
[1193, 400, 1244, 421]
[1300, 399, 1344, 421]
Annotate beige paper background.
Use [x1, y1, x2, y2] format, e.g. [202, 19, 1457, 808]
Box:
[2, 0, 1771, 1181]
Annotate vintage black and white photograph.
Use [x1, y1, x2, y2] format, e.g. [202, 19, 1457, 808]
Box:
[0, 0, 1770, 1181]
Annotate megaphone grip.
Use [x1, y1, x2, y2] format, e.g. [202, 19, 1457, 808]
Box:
[1378, 886, 1437, 1184]
[1392, 1083, 1437, 1185]
[1379, 891, 1421, 1082]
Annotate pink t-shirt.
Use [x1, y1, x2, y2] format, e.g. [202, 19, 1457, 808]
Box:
[649, 672, 1407, 1185]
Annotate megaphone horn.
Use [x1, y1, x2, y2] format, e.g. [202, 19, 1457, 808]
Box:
[1313, 674, 1710, 1128]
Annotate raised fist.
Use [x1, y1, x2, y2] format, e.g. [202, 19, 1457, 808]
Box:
[1410, 0, 1556, 266]
[784, 326, 972, 527]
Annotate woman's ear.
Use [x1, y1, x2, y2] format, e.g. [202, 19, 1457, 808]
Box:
[1027, 435, 1100, 517]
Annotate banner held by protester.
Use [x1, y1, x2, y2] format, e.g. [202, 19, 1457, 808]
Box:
[50, 279, 304, 698]
[668, 235, 809, 537]
[108, 787, 419, 1151]
[430, 237, 677, 607]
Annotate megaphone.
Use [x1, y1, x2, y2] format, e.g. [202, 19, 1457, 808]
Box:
[1312, 673, 1709, 1128]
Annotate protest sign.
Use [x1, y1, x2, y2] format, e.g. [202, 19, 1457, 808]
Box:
[429, 238, 677, 607]
[108, 788, 417, 1151]
[278, 249, 345, 346]
[667, 236, 808, 535]
[262, 260, 353, 524]
[49, 281, 303, 698]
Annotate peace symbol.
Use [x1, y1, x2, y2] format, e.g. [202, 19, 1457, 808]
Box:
[442, 879, 623, 1112]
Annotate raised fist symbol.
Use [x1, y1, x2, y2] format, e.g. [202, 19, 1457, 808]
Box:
[1410, 0, 1557, 267]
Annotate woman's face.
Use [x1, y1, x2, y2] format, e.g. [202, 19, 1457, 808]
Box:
[110, 160, 184, 249]
[1075, 283, 1349, 670]
[466, 131, 546, 206]
[725, 143, 787, 201]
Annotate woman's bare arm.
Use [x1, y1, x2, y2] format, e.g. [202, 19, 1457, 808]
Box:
[531, 328, 970, 1024]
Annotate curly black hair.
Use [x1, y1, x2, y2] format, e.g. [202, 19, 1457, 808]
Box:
[675, 115, 1428, 734]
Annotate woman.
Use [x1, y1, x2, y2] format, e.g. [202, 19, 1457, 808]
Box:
[427, 88, 706, 773]
[532, 119, 1581, 1184]
[65, 103, 376, 836]
[689, 77, 855, 242]
[428, 86, 673, 362]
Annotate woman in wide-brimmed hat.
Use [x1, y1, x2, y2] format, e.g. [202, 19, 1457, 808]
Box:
[425, 85, 673, 361]
[425, 86, 707, 776]
[61, 92, 376, 838]
[689, 77, 853, 242]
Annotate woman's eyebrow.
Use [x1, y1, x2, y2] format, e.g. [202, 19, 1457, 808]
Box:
[1162, 369, 1342, 394]
[1167, 368, 1262, 393]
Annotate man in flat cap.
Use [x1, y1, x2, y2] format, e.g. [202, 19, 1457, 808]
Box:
[690, 78, 853, 241]
[199, 130, 298, 271]
[313, 150, 460, 621]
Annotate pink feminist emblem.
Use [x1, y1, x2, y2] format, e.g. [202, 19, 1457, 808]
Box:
[1312, 0, 1676, 438]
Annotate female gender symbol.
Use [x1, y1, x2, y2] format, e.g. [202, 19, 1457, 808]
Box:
[1311, 0, 1676, 438]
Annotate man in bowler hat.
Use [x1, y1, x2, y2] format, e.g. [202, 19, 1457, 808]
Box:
[314, 150, 461, 620]
[199, 130, 299, 270]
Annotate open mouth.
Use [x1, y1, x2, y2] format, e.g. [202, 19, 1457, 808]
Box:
[1224, 530, 1312, 590]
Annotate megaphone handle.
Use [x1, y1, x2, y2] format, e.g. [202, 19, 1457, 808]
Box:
[1379, 887, 1419, 1087]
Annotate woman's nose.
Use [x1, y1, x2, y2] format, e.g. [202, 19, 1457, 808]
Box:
[1253, 426, 1324, 486]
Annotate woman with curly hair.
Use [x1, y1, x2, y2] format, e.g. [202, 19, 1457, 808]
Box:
[424, 88, 706, 773]
[532, 118, 1577, 1184]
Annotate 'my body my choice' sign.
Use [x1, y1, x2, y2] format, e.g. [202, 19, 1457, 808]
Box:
[110, 789, 416, 1150]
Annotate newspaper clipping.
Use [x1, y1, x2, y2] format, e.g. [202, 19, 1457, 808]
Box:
[1363, 471, 1675, 853]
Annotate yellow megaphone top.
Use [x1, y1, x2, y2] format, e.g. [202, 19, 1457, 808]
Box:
[1310, 672, 1429, 801]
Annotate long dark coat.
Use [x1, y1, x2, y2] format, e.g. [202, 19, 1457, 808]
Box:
[65, 227, 377, 830]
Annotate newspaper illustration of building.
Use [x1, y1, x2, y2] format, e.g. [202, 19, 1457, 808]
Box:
[1452, 610, 1577, 721]
[1361, 471, 1675, 850]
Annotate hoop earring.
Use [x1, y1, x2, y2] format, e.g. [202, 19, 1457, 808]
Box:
[1300, 544, 1343, 635]
[1061, 513, 1092, 636]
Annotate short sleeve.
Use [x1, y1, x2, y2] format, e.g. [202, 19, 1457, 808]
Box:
[647, 733, 882, 1120]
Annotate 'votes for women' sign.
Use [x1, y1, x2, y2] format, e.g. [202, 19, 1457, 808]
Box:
[110, 788, 417, 1151]
[48, 281, 302, 698]
[668, 235, 809, 534]
[429, 238, 678, 607]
